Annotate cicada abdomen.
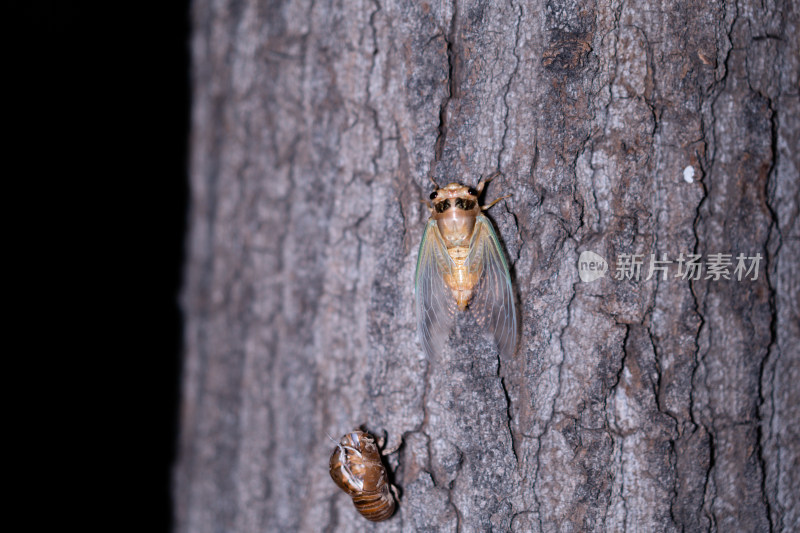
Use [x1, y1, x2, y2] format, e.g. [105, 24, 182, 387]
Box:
[415, 172, 517, 358]
[329, 431, 396, 522]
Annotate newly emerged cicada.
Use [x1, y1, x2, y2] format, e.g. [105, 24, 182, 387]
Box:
[415, 172, 517, 358]
[329, 431, 397, 522]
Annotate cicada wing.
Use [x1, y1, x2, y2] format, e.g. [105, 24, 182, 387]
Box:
[415, 219, 456, 358]
[466, 214, 517, 357]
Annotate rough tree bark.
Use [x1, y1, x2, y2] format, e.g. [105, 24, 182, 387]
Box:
[176, 0, 798, 531]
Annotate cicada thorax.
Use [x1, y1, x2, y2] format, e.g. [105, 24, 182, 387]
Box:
[329, 431, 396, 522]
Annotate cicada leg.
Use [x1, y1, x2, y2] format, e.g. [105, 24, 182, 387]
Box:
[482, 194, 511, 210]
[475, 171, 511, 210]
[376, 430, 402, 456]
[390, 483, 401, 503]
[475, 170, 502, 194]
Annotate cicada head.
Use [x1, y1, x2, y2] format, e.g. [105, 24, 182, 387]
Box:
[426, 171, 502, 215]
[429, 183, 480, 213]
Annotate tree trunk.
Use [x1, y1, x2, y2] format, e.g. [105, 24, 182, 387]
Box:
[176, 0, 798, 531]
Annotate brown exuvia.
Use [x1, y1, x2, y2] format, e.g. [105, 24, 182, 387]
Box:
[329, 430, 397, 521]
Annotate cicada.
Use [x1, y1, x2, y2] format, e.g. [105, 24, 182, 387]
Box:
[329, 431, 397, 522]
[415, 173, 517, 358]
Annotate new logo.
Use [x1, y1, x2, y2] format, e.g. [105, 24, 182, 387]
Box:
[578, 251, 608, 282]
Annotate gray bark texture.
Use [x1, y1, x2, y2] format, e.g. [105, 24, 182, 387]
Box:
[176, 0, 799, 531]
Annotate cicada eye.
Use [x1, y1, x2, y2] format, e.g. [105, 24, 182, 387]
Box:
[430, 191, 438, 199]
[468, 187, 478, 196]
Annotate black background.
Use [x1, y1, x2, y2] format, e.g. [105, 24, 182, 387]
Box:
[12, 3, 191, 530]
[126, 4, 190, 530]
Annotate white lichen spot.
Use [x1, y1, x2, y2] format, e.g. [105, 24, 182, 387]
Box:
[683, 166, 695, 183]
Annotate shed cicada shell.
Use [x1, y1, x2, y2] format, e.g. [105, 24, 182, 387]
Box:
[329, 430, 397, 522]
[415, 172, 517, 358]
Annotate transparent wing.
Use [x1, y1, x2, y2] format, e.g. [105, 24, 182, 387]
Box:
[415, 219, 456, 358]
[466, 214, 518, 357]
